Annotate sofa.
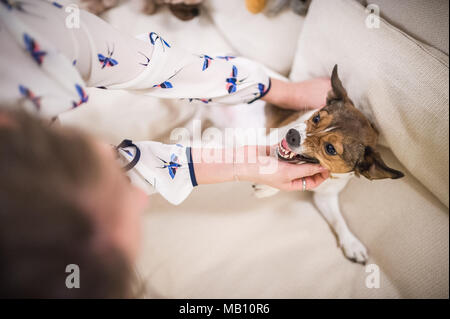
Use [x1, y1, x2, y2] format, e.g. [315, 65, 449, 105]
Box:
[59, 0, 449, 298]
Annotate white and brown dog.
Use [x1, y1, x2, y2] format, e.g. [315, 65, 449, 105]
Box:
[193, 65, 404, 264]
[253, 65, 404, 264]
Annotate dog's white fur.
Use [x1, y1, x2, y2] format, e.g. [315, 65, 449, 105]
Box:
[254, 110, 368, 264]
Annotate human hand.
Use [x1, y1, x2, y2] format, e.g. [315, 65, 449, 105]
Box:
[234, 145, 329, 191]
[192, 145, 329, 191]
[262, 78, 331, 111]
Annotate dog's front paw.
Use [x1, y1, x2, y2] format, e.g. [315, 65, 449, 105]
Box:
[252, 184, 279, 198]
[339, 234, 369, 265]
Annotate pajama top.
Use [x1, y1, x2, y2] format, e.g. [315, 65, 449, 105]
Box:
[0, 0, 271, 205]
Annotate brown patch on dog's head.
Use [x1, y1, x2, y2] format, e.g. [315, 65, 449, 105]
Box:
[279, 65, 404, 180]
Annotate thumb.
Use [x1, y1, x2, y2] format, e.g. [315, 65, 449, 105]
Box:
[288, 163, 327, 178]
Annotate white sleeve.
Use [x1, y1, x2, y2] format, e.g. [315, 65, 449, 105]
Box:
[109, 33, 272, 105]
[0, 1, 271, 119]
[116, 140, 197, 205]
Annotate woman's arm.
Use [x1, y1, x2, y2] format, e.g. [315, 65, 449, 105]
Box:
[1, 1, 271, 118]
[192, 145, 329, 191]
[262, 78, 332, 111]
[118, 142, 328, 205]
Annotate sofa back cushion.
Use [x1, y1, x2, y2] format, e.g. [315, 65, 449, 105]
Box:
[205, 0, 305, 76]
[366, 0, 449, 55]
[289, 0, 449, 207]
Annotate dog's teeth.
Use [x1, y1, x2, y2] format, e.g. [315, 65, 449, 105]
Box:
[278, 142, 299, 160]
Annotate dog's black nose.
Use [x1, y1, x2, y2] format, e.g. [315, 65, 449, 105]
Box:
[286, 129, 301, 147]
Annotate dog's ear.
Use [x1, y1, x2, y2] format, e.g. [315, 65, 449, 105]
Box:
[355, 146, 405, 180]
[327, 64, 348, 104]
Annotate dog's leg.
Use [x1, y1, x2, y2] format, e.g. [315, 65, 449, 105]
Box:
[252, 184, 280, 198]
[313, 192, 368, 264]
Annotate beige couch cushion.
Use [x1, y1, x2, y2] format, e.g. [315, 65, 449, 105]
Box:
[137, 147, 449, 298]
[204, 0, 304, 76]
[366, 0, 449, 55]
[102, 1, 232, 54]
[289, 0, 449, 207]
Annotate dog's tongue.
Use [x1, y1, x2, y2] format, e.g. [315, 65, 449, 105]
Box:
[281, 138, 292, 152]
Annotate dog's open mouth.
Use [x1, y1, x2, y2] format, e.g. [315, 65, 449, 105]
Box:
[277, 138, 319, 164]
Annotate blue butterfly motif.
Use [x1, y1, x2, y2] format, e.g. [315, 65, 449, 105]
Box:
[257, 83, 267, 96]
[23, 33, 47, 66]
[159, 154, 181, 179]
[52, 1, 63, 8]
[149, 32, 171, 50]
[72, 84, 88, 108]
[189, 98, 212, 104]
[19, 85, 41, 111]
[216, 55, 236, 61]
[98, 44, 118, 69]
[138, 51, 151, 66]
[153, 81, 173, 89]
[226, 65, 241, 94]
[152, 69, 182, 89]
[201, 55, 213, 71]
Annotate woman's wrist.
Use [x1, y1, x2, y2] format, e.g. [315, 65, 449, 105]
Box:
[191, 146, 259, 185]
[191, 147, 234, 185]
[261, 78, 294, 109]
[232, 145, 259, 182]
[262, 77, 331, 111]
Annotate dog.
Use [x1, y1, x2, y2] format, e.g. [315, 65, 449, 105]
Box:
[253, 65, 404, 264]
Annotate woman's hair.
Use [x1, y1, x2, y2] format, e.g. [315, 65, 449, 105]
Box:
[0, 110, 134, 298]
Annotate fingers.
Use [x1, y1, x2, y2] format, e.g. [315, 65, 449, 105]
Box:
[305, 171, 329, 189]
[283, 162, 328, 179]
[287, 171, 329, 191]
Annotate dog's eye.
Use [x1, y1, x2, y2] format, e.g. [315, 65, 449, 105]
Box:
[312, 114, 320, 124]
[325, 143, 337, 155]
